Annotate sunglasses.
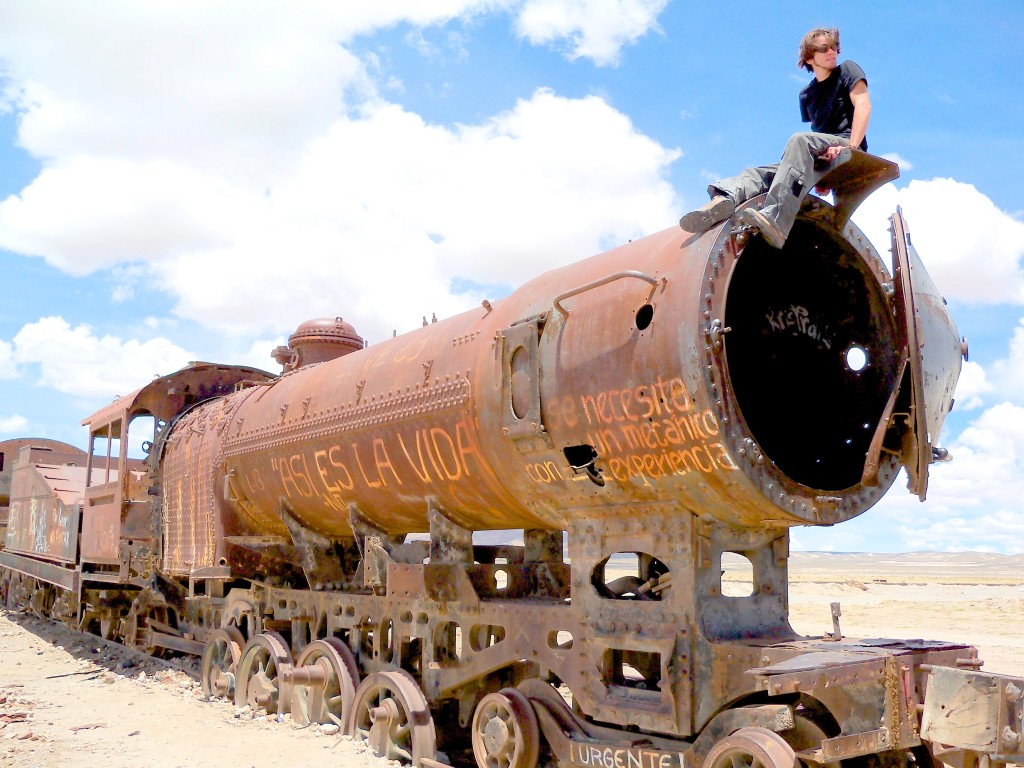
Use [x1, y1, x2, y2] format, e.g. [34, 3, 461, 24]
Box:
[812, 42, 839, 53]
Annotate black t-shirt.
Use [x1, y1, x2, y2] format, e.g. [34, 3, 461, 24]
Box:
[799, 60, 868, 150]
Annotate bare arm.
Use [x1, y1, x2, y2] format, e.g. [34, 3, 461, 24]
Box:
[821, 80, 871, 160]
[846, 80, 871, 149]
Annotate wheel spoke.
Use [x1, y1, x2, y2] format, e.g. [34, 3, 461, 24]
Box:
[393, 746, 413, 762]
[350, 671, 435, 765]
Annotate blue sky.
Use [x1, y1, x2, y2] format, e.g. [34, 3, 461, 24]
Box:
[1, 1, 1022, 553]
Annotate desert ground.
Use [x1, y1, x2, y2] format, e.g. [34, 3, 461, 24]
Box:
[1, 552, 1021, 768]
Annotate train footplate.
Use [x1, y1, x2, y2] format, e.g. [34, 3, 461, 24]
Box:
[921, 665, 1024, 765]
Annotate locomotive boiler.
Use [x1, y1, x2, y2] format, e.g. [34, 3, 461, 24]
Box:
[2, 150, 1021, 768]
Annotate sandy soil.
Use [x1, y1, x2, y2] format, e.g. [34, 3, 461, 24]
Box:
[777, 552, 1024, 677]
[0, 615, 392, 768]
[1, 552, 1021, 768]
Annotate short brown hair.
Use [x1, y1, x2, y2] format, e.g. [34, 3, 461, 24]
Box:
[798, 27, 840, 72]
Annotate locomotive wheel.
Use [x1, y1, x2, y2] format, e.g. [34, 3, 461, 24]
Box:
[234, 631, 292, 715]
[6, 572, 29, 610]
[471, 688, 540, 768]
[200, 626, 246, 699]
[784, 716, 841, 768]
[29, 581, 55, 618]
[124, 598, 172, 657]
[289, 638, 359, 728]
[347, 669, 437, 765]
[99, 609, 121, 641]
[703, 727, 800, 768]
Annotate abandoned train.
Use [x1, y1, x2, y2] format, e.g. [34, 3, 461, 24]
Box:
[2, 150, 1021, 768]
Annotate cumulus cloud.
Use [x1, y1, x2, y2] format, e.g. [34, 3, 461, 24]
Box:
[0, 4, 376, 182]
[515, 0, 668, 65]
[0, 414, 29, 434]
[236, 337, 290, 375]
[861, 402, 1024, 552]
[0, 5, 679, 343]
[852, 179, 1024, 305]
[0, 159, 254, 275]
[988, 318, 1024, 402]
[954, 360, 994, 410]
[10, 317, 192, 399]
[879, 152, 912, 170]
[2, 86, 680, 341]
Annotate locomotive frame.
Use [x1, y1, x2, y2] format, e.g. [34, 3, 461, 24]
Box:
[2, 151, 1022, 768]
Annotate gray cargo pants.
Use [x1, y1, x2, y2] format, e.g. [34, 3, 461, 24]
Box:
[709, 131, 849, 239]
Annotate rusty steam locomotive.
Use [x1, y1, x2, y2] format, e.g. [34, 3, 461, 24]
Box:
[2, 151, 1021, 768]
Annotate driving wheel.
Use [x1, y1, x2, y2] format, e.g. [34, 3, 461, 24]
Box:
[784, 715, 841, 768]
[471, 687, 540, 768]
[703, 727, 800, 768]
[124, 595, 172, 657]
[234, 631, 293, 715]
[347, 669, 437, 765]
[289, 637, 359, 728]
[200, 626, 245, 699]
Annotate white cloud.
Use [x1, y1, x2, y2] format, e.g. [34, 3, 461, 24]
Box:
[0, 158, 268, 275]
[0, 415, 29, 434]
[11, 317, 193, 399]
[989, 318, 1024, 402]
[514, 0, 668, 65]
[853, 179, 1024, 305]
[880, 152, 912, 170]
[3, 89, 680, 341]
[0, 6, 681, 342]
[862, 402, 1024, 552]
[236, 337, 289, 375]
[0, 4, 374, 184]
[953, 360, 993, 410]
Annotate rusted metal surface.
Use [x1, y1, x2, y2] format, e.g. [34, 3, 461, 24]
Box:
[160, 397, 240, 575]
[150, 157, 956, 561]
[921, 666, 1024, 762]
[272, 316, 364, 372]
[4, 157, 1021, 768]
[890, 209, 966, 499]
[3, 444, 88, 562]
[77, 363, 275, 570]
[0, 440, 87, 545]
[0, 548, 79, 591]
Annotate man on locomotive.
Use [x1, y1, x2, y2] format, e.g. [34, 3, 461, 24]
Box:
[679, 26, 871, 248]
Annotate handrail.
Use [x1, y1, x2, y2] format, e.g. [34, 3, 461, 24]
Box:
[552, 270, 665, 317]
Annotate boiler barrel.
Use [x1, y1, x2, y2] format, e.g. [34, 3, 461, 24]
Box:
[162, 210, 950, 542]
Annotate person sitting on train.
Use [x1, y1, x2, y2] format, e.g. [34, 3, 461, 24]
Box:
[679, 26, 872, 249]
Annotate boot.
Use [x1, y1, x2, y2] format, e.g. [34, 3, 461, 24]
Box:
[736, 207, 786, 249]
[679, 195, 734, 234]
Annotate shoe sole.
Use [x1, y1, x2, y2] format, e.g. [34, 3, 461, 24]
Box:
[679, 197, 734, 234]
[737, 208, 786, 249]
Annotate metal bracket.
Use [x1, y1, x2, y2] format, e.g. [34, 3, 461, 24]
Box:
[553, 270, 665, 317]
[825, 601, 843, 641]
[428, 497, 473, 564]
[280, 502, 349, 589]
[499, 317, 551, 451]
[706, 318, 732, 352]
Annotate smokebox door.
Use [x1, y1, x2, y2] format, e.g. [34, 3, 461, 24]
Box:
[890, 206, 963, 500]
